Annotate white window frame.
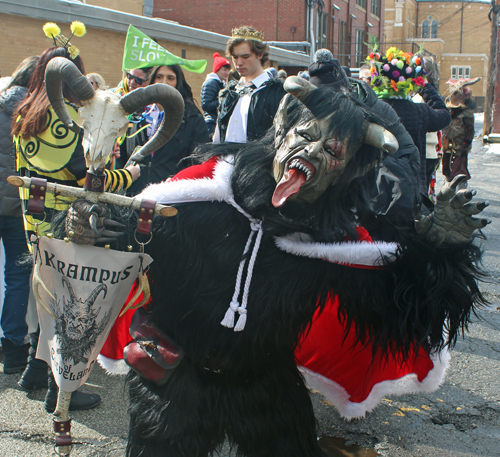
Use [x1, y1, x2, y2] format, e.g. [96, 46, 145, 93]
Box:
[451, 66, 471, 79]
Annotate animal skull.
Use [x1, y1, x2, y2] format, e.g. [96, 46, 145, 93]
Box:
[45, 57, 184, 173]
[78, 91, 129, 171]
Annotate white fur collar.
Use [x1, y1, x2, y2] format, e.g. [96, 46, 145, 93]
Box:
[138, 156, 234, 204]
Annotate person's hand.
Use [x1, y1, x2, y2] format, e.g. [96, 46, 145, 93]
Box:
[126, 164, 141, 181]
[415, 175, 490, 244]
[112, 141, 121, 159]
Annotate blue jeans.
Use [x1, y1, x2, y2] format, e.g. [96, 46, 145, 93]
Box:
[0, 215, 31, 346]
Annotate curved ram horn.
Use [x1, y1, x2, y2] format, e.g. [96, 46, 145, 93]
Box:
[363, 123, 399, 155]
[84, 283, 107, 311]
[45, 57, 95, 133]
[119, 84, 185, 163]
[62, 276, 78, 303]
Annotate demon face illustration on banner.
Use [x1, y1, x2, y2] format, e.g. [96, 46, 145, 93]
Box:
[33, 236, 152, 392]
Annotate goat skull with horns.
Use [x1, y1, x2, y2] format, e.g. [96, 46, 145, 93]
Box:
[45, 57, 185, 173]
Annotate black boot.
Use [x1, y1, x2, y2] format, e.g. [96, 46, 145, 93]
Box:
[1, 338, 30, 374]
[44, 372, 101, 413]
[17, 331, 49, 391]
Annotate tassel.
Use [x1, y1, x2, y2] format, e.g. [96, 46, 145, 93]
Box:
[234, 310, 247, 332]
[220, 300, 239, 328]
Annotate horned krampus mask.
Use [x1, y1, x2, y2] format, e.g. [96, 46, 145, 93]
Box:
[271, 77, 398, 207]
[446, 77, 481, 109]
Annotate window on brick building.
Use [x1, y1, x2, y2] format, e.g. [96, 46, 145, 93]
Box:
[451, 66, 470, 80]
[356, 0, 367, 9]
[339, 20, 349, 66]
[422, 16, 438, 38]
[355, 29, 366, 66]
[371, 0, 380, 17]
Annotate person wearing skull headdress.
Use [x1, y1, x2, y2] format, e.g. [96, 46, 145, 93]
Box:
[442, 77, 481, 183]
[64, 74, 488, 456]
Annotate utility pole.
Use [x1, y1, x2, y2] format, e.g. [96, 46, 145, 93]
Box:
[483, 0, 500, 138]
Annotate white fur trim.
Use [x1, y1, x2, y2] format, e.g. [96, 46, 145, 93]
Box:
[138, 157, 234, 204]
[97, 354, 130, 375]
[299, 349, 450, 420]
[275, 233, 399, 267]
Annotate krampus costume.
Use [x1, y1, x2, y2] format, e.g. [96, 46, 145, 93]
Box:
[442, 77, 481, 182]
[65, 77, 488, 457]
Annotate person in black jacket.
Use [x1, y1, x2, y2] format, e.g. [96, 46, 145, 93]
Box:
[127, 64, 210, 195]
[201, 53, 231, 136]
[0, 56, 38, 374]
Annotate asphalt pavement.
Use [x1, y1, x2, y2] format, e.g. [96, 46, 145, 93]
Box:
[1, 130, 499, 456]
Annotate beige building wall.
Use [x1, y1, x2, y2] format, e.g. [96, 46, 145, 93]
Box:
[83, 0, 145, 17]
[0, 13, 225, 104]
[383, 0, 490, 99]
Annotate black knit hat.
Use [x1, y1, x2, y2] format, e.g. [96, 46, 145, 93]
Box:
[308, 49, 349, 90]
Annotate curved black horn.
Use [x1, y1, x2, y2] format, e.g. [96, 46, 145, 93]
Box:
[363, 123, 399, 155]
[45, 57, 95, 133]
[62, 276, 78, 303]
[84, 284, 108, 310]
[119, 84, 184, 162]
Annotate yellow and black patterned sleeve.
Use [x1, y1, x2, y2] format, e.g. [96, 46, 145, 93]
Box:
[104, 169, 133, 192]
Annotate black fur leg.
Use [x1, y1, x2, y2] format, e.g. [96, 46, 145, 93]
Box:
[126, 360, 225, 457]
[225, 364, 327, 457]
[126, 358, 326, 457]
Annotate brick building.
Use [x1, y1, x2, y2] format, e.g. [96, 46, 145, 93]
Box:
[384, 0, 490, 106]
[0, 0, 309, 103]
[153, 0, 386, 70]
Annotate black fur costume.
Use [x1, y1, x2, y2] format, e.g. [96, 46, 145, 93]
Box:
[66, 88, 485, 457]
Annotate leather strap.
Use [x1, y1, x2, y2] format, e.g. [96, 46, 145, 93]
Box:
[53, 419, 72, 448]
[137, 199, 155, 234]
[27, 177, 47, 214]
[84, 170, 106, 192]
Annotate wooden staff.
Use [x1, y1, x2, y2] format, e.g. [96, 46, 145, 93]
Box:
[7, 175, 178, 217]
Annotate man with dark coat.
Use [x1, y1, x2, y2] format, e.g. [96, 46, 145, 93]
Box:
[213, 26, 286, 143]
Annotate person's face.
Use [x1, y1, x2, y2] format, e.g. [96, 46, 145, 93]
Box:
[359, 69, 371, 83]
[127, 69, 149, 91]
[216, 66, 231, 82]
[88, 78, 98, 90]
[153, 66, 177, 88]
[231, 42, 263, 79]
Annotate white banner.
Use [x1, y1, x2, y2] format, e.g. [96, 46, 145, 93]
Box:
[34, 236, 152, 392]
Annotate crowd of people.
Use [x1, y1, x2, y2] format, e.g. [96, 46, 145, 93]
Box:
[0, 21, 481, 426]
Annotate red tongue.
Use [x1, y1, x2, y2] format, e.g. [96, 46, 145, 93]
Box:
[271, 168, 307, 207]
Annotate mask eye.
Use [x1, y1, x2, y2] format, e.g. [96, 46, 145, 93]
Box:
[324, 139, 343, 158]
[295, 128, 313, 142]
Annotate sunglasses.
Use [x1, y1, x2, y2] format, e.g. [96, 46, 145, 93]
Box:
[127, 73, 148, 85]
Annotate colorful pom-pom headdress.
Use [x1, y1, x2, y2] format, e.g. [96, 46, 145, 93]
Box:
[365, 45, 427, 100]
[43, 21, 86, 59]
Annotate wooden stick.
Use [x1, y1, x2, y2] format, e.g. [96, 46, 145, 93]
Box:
[7, 175, 177, 217]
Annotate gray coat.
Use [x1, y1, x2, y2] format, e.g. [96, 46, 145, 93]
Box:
[0, 85, 27, 217]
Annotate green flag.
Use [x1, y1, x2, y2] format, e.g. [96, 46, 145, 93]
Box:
[122, 25, 207, 74]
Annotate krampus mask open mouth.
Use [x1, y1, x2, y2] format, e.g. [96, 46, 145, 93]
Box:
[271, 77, 398, 208]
